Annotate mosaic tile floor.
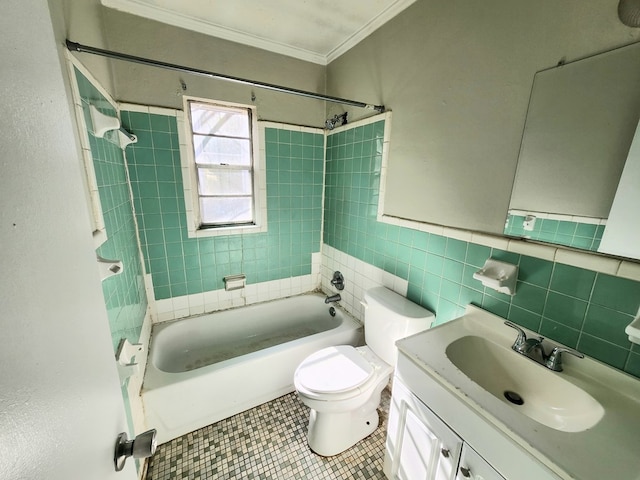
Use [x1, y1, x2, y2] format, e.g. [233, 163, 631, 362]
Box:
[145, 388, 390, 479]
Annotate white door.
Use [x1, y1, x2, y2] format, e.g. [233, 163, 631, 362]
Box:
[395, 407, 462, 480]
[456, 446, 506, 480]
[388, 380, 463, 480]
[0, 2, 137, 479]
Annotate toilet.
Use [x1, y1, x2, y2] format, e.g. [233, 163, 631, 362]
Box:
[294, 286, 435, 456]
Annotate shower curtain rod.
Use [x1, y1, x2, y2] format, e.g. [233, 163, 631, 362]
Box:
[66, 40, 385, 113]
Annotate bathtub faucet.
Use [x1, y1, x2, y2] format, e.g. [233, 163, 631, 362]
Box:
[325, 294, 341, 304]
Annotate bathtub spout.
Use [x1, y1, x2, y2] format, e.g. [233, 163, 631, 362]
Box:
[325, 294, 341, 304]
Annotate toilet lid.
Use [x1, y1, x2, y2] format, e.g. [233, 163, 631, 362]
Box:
[296, 345, 374, 394]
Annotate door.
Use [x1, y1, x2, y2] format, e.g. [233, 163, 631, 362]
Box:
[387, 380, 463, 480]
[456, 446, 506, 480]
[0, 2, 137, 479]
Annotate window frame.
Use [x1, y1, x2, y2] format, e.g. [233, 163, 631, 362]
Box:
[180, 96, 266, 238]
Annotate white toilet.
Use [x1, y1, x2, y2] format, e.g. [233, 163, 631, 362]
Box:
[294, 286, 435, 456]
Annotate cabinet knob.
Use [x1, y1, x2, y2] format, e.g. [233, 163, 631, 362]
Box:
[460, 466, 472, 478]
[441, 448, 450, 458]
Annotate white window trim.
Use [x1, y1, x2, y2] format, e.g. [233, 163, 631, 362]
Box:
[179, 96, 267, 238]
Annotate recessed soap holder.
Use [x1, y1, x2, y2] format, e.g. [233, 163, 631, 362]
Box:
[224, 274, 246, 291]
[473, 258, 518, 296]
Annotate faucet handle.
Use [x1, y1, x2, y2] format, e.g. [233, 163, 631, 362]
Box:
[504, 321, 528, 350]
[330, 271, 345, 290]
[545, 346, 584, 372]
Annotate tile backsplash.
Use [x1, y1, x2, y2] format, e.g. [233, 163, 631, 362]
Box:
[324, 117, 640, 378]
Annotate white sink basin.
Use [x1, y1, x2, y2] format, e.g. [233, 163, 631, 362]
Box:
[445, 335, 604, 432]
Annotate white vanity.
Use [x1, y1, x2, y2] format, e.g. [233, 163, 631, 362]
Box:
[384, 306, 640, 480]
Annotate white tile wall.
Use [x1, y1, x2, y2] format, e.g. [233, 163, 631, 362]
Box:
[321, 244, 408, 322]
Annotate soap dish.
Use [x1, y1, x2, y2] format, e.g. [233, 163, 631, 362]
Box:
[473, 258, 518, 296]
[625, 315, 640, 345]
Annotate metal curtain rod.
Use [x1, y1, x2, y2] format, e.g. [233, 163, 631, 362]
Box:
[66, 40, 385, 113]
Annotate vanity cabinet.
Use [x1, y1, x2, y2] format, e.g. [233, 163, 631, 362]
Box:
[386, 350, 561, 480]
[386, 306, 640, 480]
[386, 378, 504, 480]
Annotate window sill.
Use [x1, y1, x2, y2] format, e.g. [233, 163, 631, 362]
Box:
[186, 220, 267, 238]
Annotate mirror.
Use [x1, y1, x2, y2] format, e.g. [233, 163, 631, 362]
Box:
[505, 42, 640, 257]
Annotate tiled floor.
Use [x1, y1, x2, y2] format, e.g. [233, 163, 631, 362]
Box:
[145, 389, 390, 479]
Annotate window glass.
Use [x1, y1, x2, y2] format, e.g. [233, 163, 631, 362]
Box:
[199, 197, 253, 224]
[192, 135, 251, 166]
[190, 103, 250, 137]
[188, 100, 255, 227]
[196, 169, 253, 196]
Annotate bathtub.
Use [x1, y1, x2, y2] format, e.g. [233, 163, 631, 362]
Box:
[142, 292, 363, 444]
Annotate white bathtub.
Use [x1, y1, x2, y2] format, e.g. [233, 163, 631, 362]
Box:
[142, 292, 363, 444]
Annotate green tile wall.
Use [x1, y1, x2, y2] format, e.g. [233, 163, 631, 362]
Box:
[505, 213, 604, 252]
[121, 112, 324, 300]
[324, 119, 640, 378]
[75, 69, 148, 352]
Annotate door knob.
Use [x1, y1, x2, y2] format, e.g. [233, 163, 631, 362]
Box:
[114, 429, 157, 471]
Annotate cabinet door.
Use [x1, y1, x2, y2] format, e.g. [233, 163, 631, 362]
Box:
[389, 382, 463, 480]
[456, 445, 505, 480]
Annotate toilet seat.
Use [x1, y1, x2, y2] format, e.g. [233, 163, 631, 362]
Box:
[295, 345, 375, 395]
[294, 345, 393, 406]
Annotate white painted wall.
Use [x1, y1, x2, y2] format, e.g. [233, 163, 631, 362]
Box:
[0, 1, 135, 478]
[97, 8, 327, 127]
[56, 0, 115, 94]
[326, 0, 640, 234]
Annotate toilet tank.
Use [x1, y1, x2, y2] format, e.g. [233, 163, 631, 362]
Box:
[362, 287, 435, 366]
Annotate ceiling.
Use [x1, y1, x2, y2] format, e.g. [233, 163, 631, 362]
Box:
[101, 0, 417, 65]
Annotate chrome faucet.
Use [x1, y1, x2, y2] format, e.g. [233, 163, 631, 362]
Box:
[325, 294, 341, 304]
[504, 321, 584, 371]
[544, 346, 585, 372]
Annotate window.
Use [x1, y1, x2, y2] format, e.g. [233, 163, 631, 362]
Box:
[181, 97, 265, 236]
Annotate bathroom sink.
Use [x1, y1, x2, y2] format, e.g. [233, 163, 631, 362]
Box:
[395, 305, 640, 480]
[445, 335, 604, 432]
